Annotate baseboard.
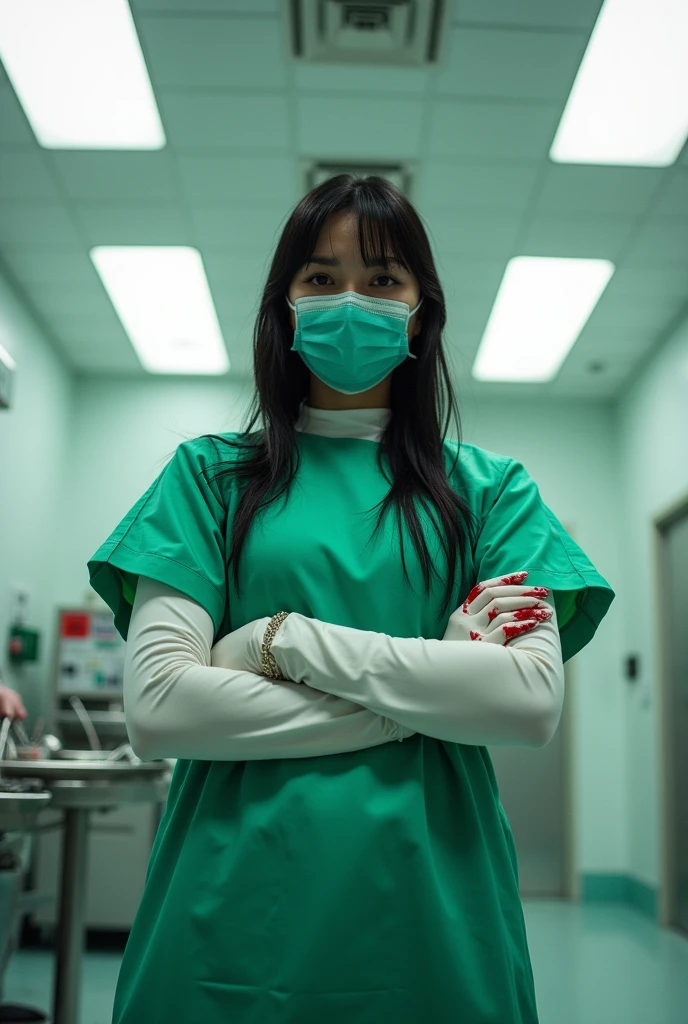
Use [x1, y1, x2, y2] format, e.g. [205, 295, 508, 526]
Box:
[581, 873, 657, 919]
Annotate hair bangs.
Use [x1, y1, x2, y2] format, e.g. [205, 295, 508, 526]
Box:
[351, 188, 411, 273]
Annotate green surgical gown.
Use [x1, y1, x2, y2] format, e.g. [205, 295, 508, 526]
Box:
[88, 430, 614, 1024]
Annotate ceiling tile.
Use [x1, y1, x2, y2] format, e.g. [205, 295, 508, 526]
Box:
[1, 251, 102, 287]
[74, 204, 192, 246]
[209, 282, 265, 325]
[297, 96, 424, 161]
[211, 288, 262, 332]
[577, 330, 663, 360]
[565, 328, 654, 362]
[26, 283, 117, 320]
[579, 306, 677, 350]
[443, 294, 495, 329]
[203, 252, 273, 296]
[0, 150, 61, 199]
[453, 0, 604, 30]
[294, 64, 430, 95]
[428, 100, 561, 160]
[603, 266, 688, 302]
[519, 215, 634, 260]
[133, 0, 278, 9]
[443, 315, 485, 351]
[622, 222, 688, 267]
[0, 203, 84, 251]
[60, 334, 142, 374]
[425, 209, 522, 259]
[190, 205, 290, 253]
[532, 164, 665, 218]
[138, 15, 287, 89]
[648, 168, 688, 220]
[57, 323, 129, 348]
[157, 92, 291, 151]
[416, 161, 539, 212]
[591, 292, 686, 329]
[549, 357, 637, 399]
[49, 151, 182, 202]
[436, 27, 587, 101]
[0, 82, 35, 146]
[176, 154, 297, 204]
[434, 257, 509, 303]
[35, 301, 124, 337]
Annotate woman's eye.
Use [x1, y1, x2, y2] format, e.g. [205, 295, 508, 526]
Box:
[304, 273, 400, 287]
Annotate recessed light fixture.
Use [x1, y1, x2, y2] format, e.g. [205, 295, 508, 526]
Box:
[550, 0, 688, 166]
[472, 257, 615, 383]
[0, 0, 165, 149]
[90, 247, 229, 375]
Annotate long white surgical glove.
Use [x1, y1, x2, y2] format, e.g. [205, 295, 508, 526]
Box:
[267, 577, 564, 748]
[123, 576, 408, 762]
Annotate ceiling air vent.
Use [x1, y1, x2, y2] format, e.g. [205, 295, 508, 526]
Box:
[289, 0, 450, 67]
[304, 161, 413, 196]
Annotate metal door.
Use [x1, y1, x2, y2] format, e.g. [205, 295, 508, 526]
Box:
[663, 510, 688, 935]
[489, 660, 573, 897]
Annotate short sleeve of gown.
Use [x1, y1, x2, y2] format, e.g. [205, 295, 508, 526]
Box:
[87, 437, 227, 642]
[472, 457, 615, 663]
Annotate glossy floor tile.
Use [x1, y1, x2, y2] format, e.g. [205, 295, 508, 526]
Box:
[5, 902, 688, 1023]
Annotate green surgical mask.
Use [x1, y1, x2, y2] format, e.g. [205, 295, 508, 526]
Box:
[286, 290, 422, 395]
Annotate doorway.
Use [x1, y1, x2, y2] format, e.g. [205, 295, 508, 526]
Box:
[489, 519, 577, 900]
[657, 497, 688, 936]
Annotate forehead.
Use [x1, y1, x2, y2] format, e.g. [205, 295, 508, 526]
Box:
[310, 211, 400, 265]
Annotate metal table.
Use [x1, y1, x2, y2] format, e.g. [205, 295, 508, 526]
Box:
[0, 759, 170, 1024]
[0, 789, 52, 832]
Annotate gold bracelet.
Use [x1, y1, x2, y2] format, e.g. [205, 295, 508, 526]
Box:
[261, 611, 290, 680]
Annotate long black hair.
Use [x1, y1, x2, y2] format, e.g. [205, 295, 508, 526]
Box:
[204, 173, 480, 622]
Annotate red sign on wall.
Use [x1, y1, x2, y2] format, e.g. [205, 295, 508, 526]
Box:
[60, 612, 90, 638]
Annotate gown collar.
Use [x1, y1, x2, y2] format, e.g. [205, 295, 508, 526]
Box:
[295, 403, 391, 442]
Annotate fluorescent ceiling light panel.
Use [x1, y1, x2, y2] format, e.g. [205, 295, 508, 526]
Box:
[472, 257, 615, 383]
[550, 0, 688, 166]
[0, 0, 165, 148]
[91, 247, 230, 375]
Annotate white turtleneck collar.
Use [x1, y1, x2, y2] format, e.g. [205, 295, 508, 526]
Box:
[295, 403, 391, 442]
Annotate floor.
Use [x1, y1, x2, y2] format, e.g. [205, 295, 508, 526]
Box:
[4, 902, 688, 1024]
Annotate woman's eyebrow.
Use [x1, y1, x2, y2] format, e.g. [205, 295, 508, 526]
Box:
[306, 255, 407, 270]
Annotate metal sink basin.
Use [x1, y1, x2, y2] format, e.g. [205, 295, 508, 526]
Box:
[0, 789, 52, 830]
[55, 748, 119, 761]
[0, 757, 171, 811]
[0, 757, 167, 782]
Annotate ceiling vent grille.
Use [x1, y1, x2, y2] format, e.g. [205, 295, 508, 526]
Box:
[289, 0, 450, 67]
[304, 161, 413, 196]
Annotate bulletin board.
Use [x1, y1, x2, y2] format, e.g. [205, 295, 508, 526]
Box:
[56, 608, 126, 694]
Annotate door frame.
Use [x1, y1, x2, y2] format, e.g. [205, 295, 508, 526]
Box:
[654, 490, 688, 929]
[561, 520, 578, 903]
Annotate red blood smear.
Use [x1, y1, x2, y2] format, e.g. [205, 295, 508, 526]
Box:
[500, 572, 529, 585]
[502, 622, 537, 639]
[462, 575, 547, 615]
[514, 608, 552, 622]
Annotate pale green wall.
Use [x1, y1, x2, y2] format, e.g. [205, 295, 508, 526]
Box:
[615, 314, 688, 888]
[0, 272, 73, 726]
[1, 264, 685, 892]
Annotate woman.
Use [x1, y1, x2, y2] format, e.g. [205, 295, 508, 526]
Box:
[88, 174, 614, 1023]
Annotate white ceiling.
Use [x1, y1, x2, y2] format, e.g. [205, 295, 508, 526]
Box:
[0, 0, 687, 400]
